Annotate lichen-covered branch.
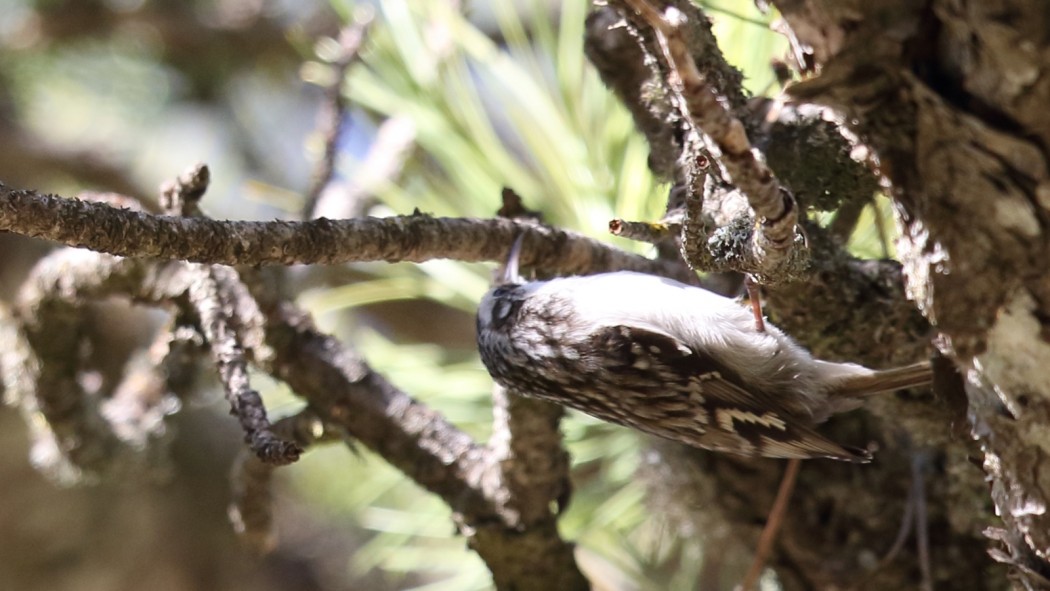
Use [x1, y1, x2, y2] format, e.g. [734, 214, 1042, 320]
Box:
[588, 4, 879, 285]
[159, 164, 300, 465]
[582, 1, 1002, 588]
[586, 0, 746, 182]
[614, 0, 803, 279]
[0, 184, 692, 282]
[608, 217, 678, 244]
[261, 301, 487, 517]
[100, 321, 200, 451]
[768, 0, 1050, 587]
[473, 388, 586, 590]
[184, 264, 301, 465]
[11, 251, 153, 480]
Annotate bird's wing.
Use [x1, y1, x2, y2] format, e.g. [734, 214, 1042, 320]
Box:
[594, 325, 871, 462]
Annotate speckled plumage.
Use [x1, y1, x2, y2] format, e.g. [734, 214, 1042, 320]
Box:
[476, 272, 931, 462]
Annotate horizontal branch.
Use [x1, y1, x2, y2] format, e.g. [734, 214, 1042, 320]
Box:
[0, 185, 694, 282]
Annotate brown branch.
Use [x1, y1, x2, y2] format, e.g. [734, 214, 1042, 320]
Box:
[765, 1, 1048, 584]
[0, 184, 694, 282]
[2, 246, 494, 515]
[157, 165, 299, 465]
[586, 2, 988, 588]
[3, 246, 508, 537]
[585, 1, 746, 181]
[151, 165, 588, 583]
[254, 298, 492, 511]
[475, 388, 586, 590]
[185, 264, 301, 465]
[253, 300, 586, 586]
[160, 163, 210, 216]
[608, 218, 678, 244]
[741, 459, 801, 590]
[0, 300, 97, 483]
[3, 189, 166, 479]
[100, 320, 202, 449]
[229, 408, 340, 553]
[616, 0, 803, 280]
[584, 6, 685, 181]
[11, 251, 152, 480]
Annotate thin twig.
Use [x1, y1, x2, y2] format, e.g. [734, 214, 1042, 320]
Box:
[739, 458, 801, 591]
[12, 251, 147, 480]
[913, 453, 933, 591]
[740, 274, 778, 591]
[186, 265, 302, 465]
[872, 197, 892, 259]
[100, 317, 205, 440]
[254, 298, 494, 512]
[828, 194, 869, 242]
[498, 187, 543, 221]
[877, 471, 918, 568]
[160, 163, 210, 215]
[0, 298, 99, 483]
[609, 218, 679, 244]
[852, 459, 918, 591]
[309, 116, 416, 220]
[185, 180, 298, 465]
[302, 15, 373, 218]
[161, 165, 301, 465]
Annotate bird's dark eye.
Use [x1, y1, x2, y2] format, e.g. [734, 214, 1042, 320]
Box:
[493, 300, 514, 323]
[482, 284, 523, 327]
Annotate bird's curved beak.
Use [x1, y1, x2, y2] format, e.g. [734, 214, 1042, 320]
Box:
[501, 233, 525, 284]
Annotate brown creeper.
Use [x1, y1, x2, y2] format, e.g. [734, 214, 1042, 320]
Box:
[476, 271, 931, 461]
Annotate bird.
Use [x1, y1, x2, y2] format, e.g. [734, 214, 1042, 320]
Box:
[476, 262, 930, 462]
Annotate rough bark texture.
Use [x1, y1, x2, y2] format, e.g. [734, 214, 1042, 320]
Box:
[0, 186, 692, 283]
[585, 0, 1044, 588]
[765, 0, 1050, 588]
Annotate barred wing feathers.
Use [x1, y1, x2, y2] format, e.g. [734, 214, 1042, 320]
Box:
[591, 325, 871, 462]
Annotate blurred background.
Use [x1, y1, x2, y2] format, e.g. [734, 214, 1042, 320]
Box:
[0, 1, 895, 589]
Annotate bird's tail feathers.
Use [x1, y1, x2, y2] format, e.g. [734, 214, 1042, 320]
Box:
[833, 361, 932, 397]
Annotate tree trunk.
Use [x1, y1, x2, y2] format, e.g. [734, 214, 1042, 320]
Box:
[771, 0, 1050, 587]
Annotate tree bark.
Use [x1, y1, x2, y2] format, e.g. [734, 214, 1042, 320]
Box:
[768, 0, 1050, 587]
[587, 0, 1049, 588]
